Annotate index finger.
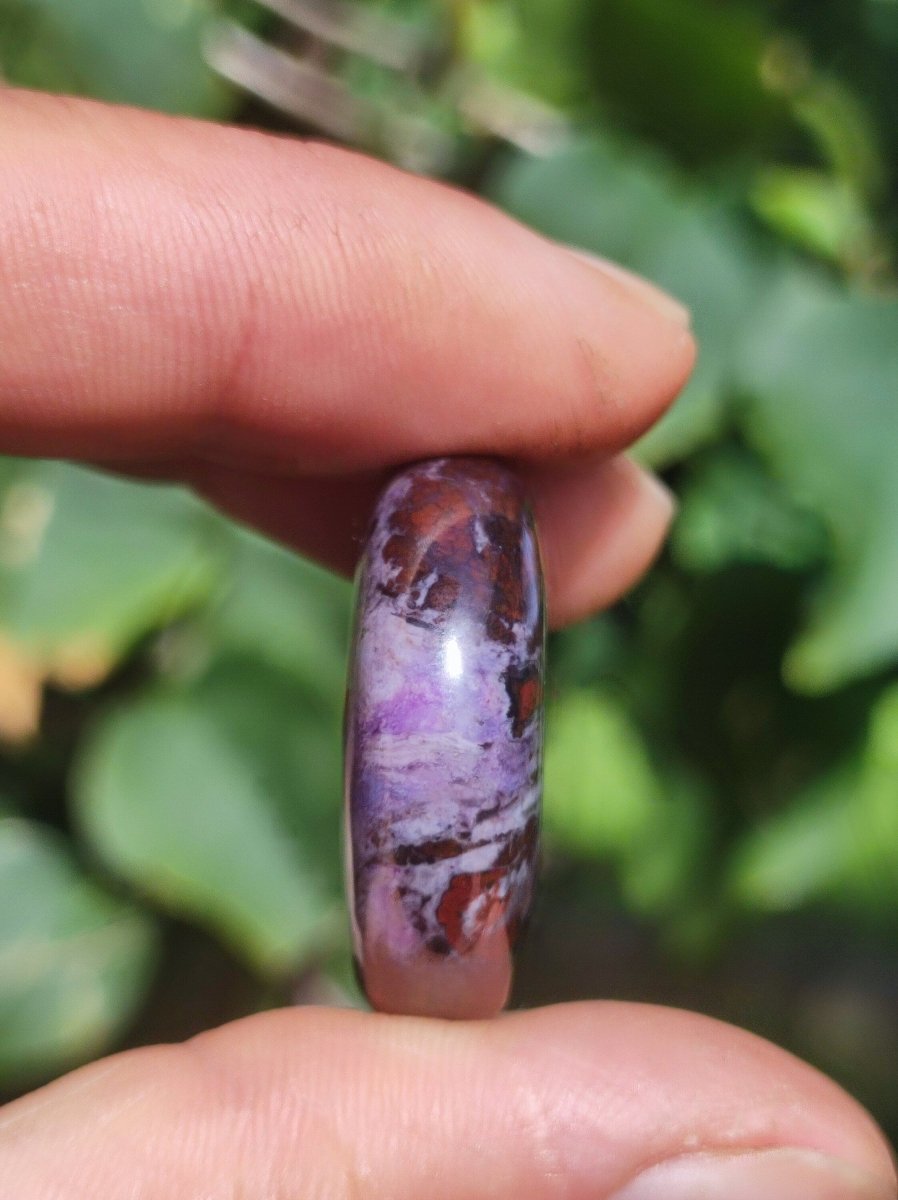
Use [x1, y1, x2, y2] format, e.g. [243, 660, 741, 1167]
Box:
[0, 89, 693, 472]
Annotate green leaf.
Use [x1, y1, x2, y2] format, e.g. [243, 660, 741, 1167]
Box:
[0, 461, 222, 685]
[188, 655, 345, 879]
[618, 778, 708, 921]
[729, 683, 898, 916]
[201, 526, 351, 705]
[488, 137, 766, 465]
[548, 615, 625, 690]
[850, 682, 898, 906]
[672, 446, 828, 574]
[74, 692, 343, 975]
[793, 76, 886, 203]
[458, 0, 590, 108]
[737, 273, 898, 691]
[5, 0, 234, 117]
[544, 689, 660, 856]
[751, 168, 875, 268]
[577, 0, 784, 163]
[728, 770, 859, 912]
[544, 688, 711, 927]
[0, 816, 158, 1084]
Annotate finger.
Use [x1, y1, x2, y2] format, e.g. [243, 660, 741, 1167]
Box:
[1, 1003, 894, 1199]
[525, 454, 675, 624]
[184, 453, 674, 627]
[0, 89, 694, 473]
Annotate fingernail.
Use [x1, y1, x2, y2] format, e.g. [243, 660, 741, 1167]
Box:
[609, 1147, 897, 1200]
[566, 247, 692, 328]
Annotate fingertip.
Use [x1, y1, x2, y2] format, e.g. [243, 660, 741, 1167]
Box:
[529, 455, 675, 628]
[564, 247, 692, 329]
[189, 454, 677, 632]
[553, 246, 699, 454]
[491, 1002, 897, 1198]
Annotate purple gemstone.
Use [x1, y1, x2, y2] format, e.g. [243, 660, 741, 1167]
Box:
[344, 457, 545, 1018]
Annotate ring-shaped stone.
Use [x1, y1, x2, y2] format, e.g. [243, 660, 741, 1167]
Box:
[344, 457, 545, 1018]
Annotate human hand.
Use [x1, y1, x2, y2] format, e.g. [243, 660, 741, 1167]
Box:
[0, 89, 895, 1200]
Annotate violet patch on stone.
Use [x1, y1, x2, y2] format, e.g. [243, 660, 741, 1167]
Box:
[344, 457, 545, 1018]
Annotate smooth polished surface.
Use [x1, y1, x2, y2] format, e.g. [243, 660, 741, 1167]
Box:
[345, 457, 545, 1018]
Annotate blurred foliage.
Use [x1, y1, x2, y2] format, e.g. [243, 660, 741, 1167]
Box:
[1, 0, 898, 1144]
[0, 816, 156, 1083]
[0, 0, 234, 112]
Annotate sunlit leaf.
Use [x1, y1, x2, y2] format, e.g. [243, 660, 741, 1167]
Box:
[459, 0, 590, 107]
[619, 779, 708, 921]
[544, 688, 659, 856]
[544, 688, 710, 926]
[751, 167, 875, 267]
[730, 682, 898, 915]
[851, 682, 898, 905]
[0, 461, 223, 688]
[728, 770, 859, 912]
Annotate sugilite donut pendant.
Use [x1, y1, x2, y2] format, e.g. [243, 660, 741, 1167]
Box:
[344, 457, 545, 1019]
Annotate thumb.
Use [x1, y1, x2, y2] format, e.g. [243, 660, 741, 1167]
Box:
[0, 1002, 894, 1199]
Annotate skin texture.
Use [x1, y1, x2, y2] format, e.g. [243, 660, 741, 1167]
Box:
[0, 1004, 895, 1199]
[0, 87, 688, 626]
[0, 87, 895, 1198]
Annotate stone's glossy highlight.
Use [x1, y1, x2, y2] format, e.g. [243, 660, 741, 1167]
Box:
[344, 457, 545, 1019]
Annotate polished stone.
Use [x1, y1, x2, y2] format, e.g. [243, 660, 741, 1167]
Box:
[344, 457, 545, 1018]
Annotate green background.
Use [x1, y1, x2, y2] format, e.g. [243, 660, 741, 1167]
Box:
[1, 0, 897, 1143]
